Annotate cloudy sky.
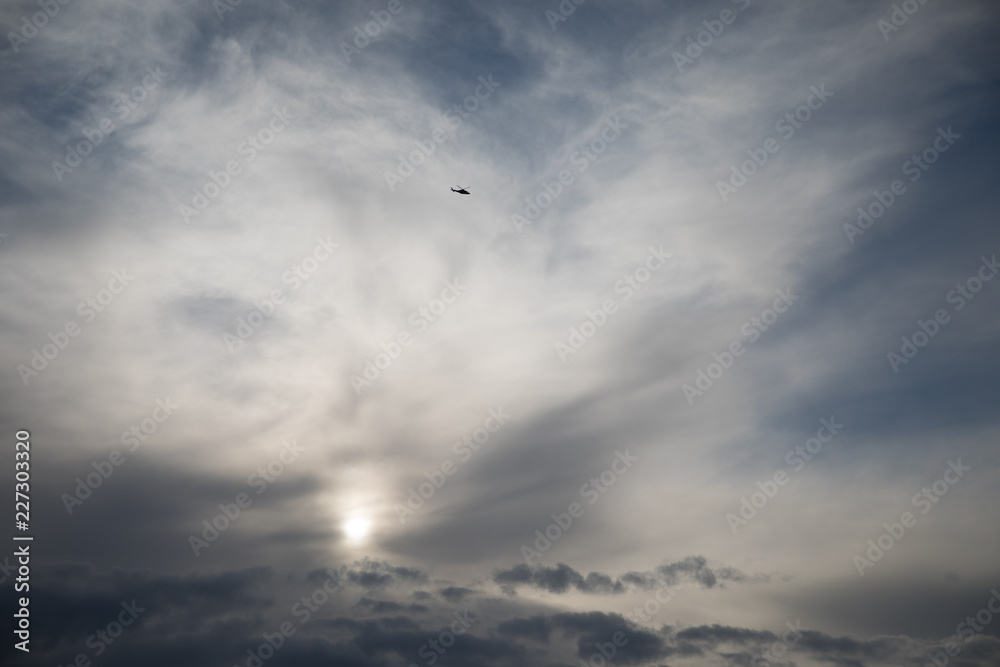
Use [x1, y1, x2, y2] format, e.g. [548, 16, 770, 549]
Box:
[2, 0, 1000, 666]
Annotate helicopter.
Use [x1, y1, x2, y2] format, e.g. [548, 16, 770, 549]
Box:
[450, 186, 471, 195]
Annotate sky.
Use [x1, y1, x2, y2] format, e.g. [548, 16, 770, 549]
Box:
[1, 1, 1000, 666]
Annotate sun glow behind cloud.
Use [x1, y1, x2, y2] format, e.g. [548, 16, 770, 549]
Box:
[343, 515, 371, 542]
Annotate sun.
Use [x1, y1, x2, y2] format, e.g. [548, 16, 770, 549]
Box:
[343, 516, 371, 542]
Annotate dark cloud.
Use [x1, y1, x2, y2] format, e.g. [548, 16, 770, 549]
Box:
[3, 559, 999, 667]
[654, 556, 770, 589]
[356, 597, 429, 615]
[36, 562, 271, 638]
[438, 585, 477, 602]
[341, 559, 430, 588]
[551, 612, 672, 664]
[493, 563, 609, 594]
[493, 558, 766, 595]
[674, 624, 776, 644]
[497, 615, 553, 643]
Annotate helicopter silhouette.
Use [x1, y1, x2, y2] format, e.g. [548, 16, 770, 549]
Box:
[450, 186, 471, 195]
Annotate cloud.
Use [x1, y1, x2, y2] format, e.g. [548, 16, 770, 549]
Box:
[6, 559, 1000, 667]
[494, 563, 624, 595]
[1, 1, 999, 666]
[497, 615, 553, 643]
[551, 611, 673, 664]
[493, 558, 768, 595]
[438, 585, 477, 602]
[355, 597, 429, 615]
[339, 558, 430, 589]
